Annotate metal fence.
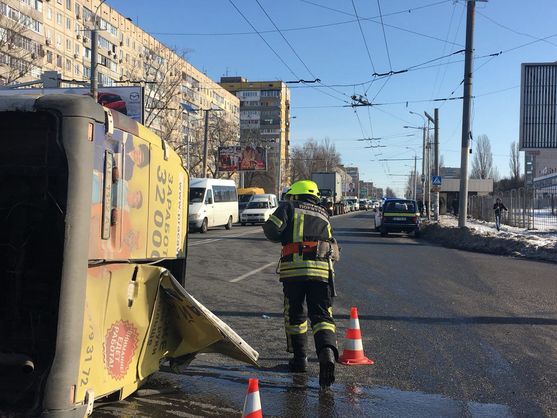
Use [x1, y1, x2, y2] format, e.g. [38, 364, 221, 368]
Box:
[468, 182, 557, 231]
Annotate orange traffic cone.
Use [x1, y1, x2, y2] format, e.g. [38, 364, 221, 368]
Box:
[242, 378, 262, 418]
[339, 307, 374, 365]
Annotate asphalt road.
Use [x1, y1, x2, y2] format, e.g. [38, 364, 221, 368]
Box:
[94, 211, 557, 418]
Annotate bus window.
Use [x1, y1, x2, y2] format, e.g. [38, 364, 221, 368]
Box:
[205, 189, 213, 204]
[190, 188, 205, 203]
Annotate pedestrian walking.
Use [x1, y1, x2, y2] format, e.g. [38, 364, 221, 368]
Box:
[263, 180, 340, 388]
[493, 197, 508, 231]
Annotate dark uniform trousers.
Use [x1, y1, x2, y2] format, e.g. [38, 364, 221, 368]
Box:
[263, 198, 339, 360]
[283, 281, 337, 359]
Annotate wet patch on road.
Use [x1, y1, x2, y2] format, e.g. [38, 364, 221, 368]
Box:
[92, 363, 514, 418]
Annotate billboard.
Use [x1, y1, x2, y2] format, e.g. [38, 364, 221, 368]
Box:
[520, 63, 557, 149]
[0, 86, 144, 123]
[218, 146, 267, 172]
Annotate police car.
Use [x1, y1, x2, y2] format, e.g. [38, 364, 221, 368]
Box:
[374, 198, 421, 237]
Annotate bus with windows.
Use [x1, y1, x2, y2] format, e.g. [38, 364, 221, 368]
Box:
[189, 178, 239, 233]
[0, 94, 257, 417]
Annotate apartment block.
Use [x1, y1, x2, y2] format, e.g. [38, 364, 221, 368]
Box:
[219, 76, 291, 194]
[0, 0, 239, 176]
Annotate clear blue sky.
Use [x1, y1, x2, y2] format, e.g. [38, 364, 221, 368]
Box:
[108, 0, 557, 196]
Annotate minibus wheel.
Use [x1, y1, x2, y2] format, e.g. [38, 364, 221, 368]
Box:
[200, 218, 208, 233]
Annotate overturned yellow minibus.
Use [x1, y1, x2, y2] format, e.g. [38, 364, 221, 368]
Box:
[0, 94, 258, 417]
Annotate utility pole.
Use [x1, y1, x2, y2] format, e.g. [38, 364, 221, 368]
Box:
[277, 135, 283, 196]
[89, 0, 107, 99]
[202, 109, 210, 178]
[90, 27, 98, 99]
[421, 126, 426, 214]
[414, 151, 418, 201]
[458, 0, 477, 227]
[434, 108, 439, 221]
[425, 109, 439, 220]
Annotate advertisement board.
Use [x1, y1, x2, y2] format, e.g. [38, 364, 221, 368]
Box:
[218, 145, 267, 172]
[0, 86, 144, 122]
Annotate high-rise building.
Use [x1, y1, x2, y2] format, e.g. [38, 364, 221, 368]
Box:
[0, 0, 239, 177]
[219, 76, 291, 195]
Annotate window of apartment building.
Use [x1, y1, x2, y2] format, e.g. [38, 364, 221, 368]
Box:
[66, 0, 71, 11]
[20, 0, 43, 12]
[74, 22, 81, 35]
[82, 6, 92, 23]
[74, 62, 80, 75]
[84, 47, 90, 59]
[56, 54, 62, 67]
[65, 58, 71, 72]
[66, 38, 71, 51]
[56, 12, 62, 26]
[45, 28, 52, 42]
[75, 3, 80, 18]
[83, 65, 90, 79]
[74, 43, 79, 55]
[46, 50, 53, 64]
[0, 3, 43, 33]
[66, 17, 71, 30]
[55, 33, 61, 48]
[46, 6, 52, 19]
[261, 90, 280, 97]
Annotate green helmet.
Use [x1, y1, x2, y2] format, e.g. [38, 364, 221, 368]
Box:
[286, 180, 320, 198]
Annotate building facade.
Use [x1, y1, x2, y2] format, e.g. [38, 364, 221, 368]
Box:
[219, 76, 291, 195]
[0, 0, 239, 177]
[520, 62, 557, 186]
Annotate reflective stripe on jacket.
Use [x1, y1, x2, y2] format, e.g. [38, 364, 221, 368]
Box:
[263, 199, 333, 283]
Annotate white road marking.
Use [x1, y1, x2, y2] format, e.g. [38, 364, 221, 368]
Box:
[229, 261, 276, 283]
[188, 229, 262, 247]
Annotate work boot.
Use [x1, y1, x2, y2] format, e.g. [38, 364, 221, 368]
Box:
[288, 356, 308, 373]
[318, 347, 335, 388]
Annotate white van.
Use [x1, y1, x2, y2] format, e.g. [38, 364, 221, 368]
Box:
[240, 194, 278, 225]
[189, 178, 239, 233]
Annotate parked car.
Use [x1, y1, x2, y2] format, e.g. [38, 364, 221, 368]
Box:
[374, 198, 420, 237]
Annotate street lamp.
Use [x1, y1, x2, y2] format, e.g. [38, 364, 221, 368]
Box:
[407, 112, 430, 219]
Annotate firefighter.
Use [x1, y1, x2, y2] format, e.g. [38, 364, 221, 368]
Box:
[263, 180, 339, 388]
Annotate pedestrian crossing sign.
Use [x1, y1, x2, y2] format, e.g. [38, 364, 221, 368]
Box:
[432, 176, 442, 186]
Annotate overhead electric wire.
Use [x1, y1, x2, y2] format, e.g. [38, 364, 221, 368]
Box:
[302, 0, 464, 48]
[477, 10, 557, 48]
[149, 0, 451, 38]
[430, 0, 457, 99]
[253, 0, 350, 103]
[228, 0, 349, 105]
[227, 0, 298, 80]
[376, 0, 393, 71]
[351, 0, 377, 74]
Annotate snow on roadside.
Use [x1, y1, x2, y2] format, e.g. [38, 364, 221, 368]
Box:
[421, 215, 557, 263]
[440, 215, 557, 248]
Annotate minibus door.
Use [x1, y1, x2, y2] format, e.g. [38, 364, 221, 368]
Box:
[205, 188, 215, 227]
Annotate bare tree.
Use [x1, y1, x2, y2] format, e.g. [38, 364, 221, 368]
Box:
[471, 134, 494, 179]
[0, 10, 44, 85]
[509, 141, 521, 181]
[404, 169, 417, 199]
[185, 112, 239, 179]
[125, 46, 188, 146]
[385, 187, 396, 198]
[290, 138, 341, 182]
